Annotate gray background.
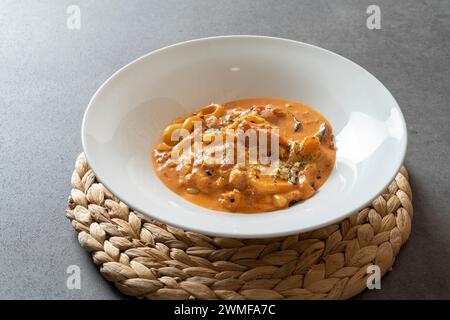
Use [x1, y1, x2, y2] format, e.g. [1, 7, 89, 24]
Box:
[0, 0, 449, 299]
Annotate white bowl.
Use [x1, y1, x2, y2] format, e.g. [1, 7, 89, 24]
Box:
[82, 36, 407, 238]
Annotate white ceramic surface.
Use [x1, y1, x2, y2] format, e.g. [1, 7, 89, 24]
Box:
[82, 36, 407, 238]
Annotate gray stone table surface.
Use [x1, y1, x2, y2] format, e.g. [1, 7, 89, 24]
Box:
[1, 0, 449, 299]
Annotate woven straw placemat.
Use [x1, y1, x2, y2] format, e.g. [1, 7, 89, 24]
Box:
[66, 153, 413, 300]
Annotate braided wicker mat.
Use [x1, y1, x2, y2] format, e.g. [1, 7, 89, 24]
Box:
[66, 153, 413, 300]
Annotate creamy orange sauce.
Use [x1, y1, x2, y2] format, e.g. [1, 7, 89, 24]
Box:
[152, 98, 336, 213]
